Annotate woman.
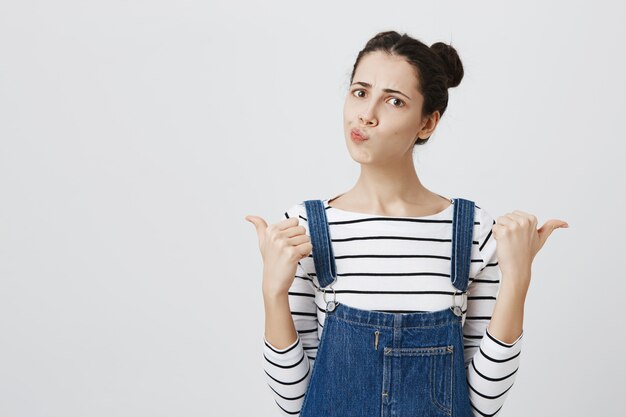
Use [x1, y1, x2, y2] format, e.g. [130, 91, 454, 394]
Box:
[246, 31, 568, 417]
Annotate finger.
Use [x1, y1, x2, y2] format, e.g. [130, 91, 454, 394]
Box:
[495, 215, 517, 227]
[274, 216, 300, 231]
[537, 219, 569, 248]
[492, 217, 514, 240]
[538, 219, 569, 232]
[511, 210, 537, 224]
[491, 225, 502, 240]
[282, 225, 307, 238]
[245, 215, 269, 241]
[508, 212, 537, 227]
[295, 241, 313, 258]
[289, 234, 310, 247]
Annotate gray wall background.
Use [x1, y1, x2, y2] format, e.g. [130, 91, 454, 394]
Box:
[1, 0, 624, 416]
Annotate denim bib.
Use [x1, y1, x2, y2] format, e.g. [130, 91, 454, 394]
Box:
[300, 198, 475, 417]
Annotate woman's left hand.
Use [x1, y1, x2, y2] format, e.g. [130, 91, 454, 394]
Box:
[492, 210, 569, 295]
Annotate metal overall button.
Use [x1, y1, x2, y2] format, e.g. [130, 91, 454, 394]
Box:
[322, 284, 337, 312]
[450, 288, 468, 317]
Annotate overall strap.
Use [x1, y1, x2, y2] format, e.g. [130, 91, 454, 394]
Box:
[450, 198, 475, 292]
[303, 200, 337, 288]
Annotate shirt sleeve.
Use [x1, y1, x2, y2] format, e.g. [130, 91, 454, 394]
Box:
[463, 204, 524, 417]
[261, 203, 319, 416]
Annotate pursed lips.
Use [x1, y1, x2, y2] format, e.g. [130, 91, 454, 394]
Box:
[351, 128, 368, 139]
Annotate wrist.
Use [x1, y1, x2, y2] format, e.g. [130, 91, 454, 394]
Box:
[262, 283, 289, 300]
[499, 278, 528, 304]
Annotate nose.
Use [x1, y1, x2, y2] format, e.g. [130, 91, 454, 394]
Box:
[358, 111, 376, 126]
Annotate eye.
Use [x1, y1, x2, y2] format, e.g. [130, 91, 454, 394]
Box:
[352, 89, 366, 98]
[388, 97, 405, 108]
[351, 89, 405, 108]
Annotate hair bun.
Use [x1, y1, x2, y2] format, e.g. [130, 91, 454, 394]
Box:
[430, 42, 464, 89]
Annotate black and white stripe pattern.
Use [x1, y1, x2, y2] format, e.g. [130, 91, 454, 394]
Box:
[262, 199, 524, 416]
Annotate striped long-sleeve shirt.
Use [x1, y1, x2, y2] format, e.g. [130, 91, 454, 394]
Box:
[262, 197, 524, 417]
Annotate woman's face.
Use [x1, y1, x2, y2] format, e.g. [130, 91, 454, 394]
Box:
[343, 50, 438, 165]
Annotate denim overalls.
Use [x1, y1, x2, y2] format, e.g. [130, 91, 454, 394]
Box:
[299, 198, 475, 417]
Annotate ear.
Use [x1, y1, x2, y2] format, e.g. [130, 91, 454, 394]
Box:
[416, 111, 441, 139]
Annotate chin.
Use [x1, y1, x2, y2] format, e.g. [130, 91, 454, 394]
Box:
[347, 148, 374, 164]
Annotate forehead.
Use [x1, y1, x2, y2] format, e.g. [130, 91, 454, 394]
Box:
[353, 51, 420, 92]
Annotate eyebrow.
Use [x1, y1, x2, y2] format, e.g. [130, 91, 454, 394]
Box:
[351, 81, 412, 101]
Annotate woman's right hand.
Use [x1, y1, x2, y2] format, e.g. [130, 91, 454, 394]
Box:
[245, 214, 313, 296]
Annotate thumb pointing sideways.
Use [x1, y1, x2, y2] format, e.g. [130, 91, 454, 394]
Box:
[536, 219, 569, 252]
[245, 215, 269, 242]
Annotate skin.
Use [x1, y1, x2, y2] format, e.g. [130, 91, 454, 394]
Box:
[246, 50, 569, 347]
[334, 50, 447, 216]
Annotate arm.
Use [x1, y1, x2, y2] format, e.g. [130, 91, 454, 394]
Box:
[463, 208, 524, 417]
[261, 206, 319, 416]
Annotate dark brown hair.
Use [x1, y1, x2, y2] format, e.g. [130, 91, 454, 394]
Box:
[349, 31, 464, 145]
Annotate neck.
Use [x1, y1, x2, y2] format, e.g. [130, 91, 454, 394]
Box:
[345, 161, 435, 211]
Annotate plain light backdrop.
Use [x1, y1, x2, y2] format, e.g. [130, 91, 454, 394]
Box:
[1, 1, 624, 416]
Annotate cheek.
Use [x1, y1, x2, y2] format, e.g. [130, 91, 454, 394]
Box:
[342, 111, 349, 127]
[343, 101, 355, 119]
[392, 116, 419, 136]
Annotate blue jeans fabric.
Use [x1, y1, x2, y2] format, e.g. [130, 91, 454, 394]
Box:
[300, 198, 475, 417]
